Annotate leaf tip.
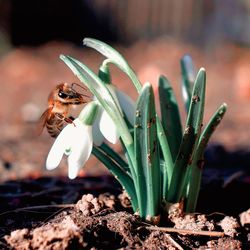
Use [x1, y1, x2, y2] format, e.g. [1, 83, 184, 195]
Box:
[220, 103, 228, 113]
[199, 67, 206, 74]
[59, 54, 66, 60]
[83, 37, 98, 47]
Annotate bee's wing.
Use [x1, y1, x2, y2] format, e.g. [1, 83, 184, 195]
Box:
[36, 108, 51, 136]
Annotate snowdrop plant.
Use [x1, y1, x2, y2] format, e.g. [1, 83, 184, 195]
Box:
[46, 38, 227, 219]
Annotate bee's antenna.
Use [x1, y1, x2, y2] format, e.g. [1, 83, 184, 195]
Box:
[71, 82, 91, 99]
[71, 82, 87, 91]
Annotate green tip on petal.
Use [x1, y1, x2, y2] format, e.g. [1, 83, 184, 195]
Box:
[79, 101, 99, 126]
[65, 148, 72, 156]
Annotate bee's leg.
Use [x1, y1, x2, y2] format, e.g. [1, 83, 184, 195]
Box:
[54, 113, 65, 120]
[54, 113, 76, 127]
[64, 116, 76, 127]
[64, 117, 75, 126]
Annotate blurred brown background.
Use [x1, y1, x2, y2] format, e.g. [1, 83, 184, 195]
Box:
[0, 0, 250, 181]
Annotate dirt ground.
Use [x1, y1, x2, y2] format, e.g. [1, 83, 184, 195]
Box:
[1, 37, 250, 182]
[0, 189, 249, 249]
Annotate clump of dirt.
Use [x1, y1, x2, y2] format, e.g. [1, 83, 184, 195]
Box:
[201, 238, 242, 250]
[2, 193, 249, 249]
[5, 216, 84, 250]
[171, 213, 215, 232]
[218, 216, 240, 237]
[240, 208, 250, 226]
[75, 194, 105, 216]
[75, 193, 117, 216]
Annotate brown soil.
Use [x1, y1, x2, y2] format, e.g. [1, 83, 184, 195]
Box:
[0, 176, 249, 249]
[1, 193, 248, 249]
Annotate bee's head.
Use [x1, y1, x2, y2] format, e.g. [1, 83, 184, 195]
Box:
[57, 83, 85, 103]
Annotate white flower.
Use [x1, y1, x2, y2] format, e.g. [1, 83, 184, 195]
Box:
[92, 86, 135, 146]
[46, 118, 93, 179]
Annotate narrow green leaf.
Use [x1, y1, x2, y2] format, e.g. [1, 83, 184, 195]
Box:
[92, 146, 138, 210]
[134, 82, 161, 217]
[99, 143, 130, 174]
[198, 103, 227, 149]
[180, 55, 196, 112]
[186, 68, 206, 139]
[158, 75, 182, 161]
[156, 116, 174, 198]
[168, 68, 206, 203]
[185, 103, 227, 212]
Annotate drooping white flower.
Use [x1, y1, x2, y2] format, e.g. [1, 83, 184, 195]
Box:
[46, 102, 98, 179]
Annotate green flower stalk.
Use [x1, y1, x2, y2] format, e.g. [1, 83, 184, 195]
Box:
[45, 38, 227, 219]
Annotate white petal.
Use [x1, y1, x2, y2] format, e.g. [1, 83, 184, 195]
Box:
[92, 108, 105, 146]
[115, 89, 135, 125]
[46, 124, 75, 170]
[68, 126, 93, 179]
[100, 111, 119, 144]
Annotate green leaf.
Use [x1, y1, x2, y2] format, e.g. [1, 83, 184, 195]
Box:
[185, 103, 227, 212]
[168, 68, 206, 203]
[92, 146, 138, 210]
[198, 103, 227, 149]
[158, 75, 182, 161]
[99, 143, 130, 174]
[180, 55, 196, 112]
[155, 116, 174, 197]
[134, 82, 161, 217]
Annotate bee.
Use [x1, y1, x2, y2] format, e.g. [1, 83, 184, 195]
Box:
[39, 82, 88, 138]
